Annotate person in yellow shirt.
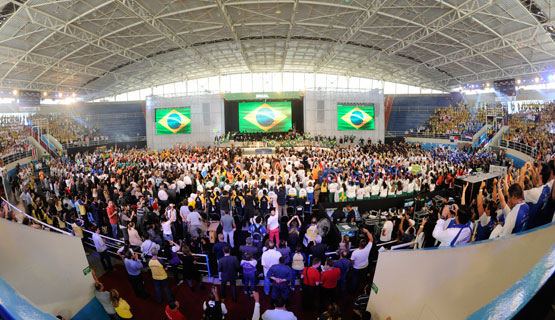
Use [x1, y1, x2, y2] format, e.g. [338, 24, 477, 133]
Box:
[110, 289, 133, 319]
[148, 248, 174, 304]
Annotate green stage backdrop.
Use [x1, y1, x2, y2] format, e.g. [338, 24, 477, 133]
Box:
[337, 104, 375, 131]
[155, 107, 191, 134]
[239, 101, 292, 132]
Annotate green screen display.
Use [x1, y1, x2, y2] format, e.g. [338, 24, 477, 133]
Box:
[337, 105, 375, 131]
[155, 107, 191, 135]
[239, 101, 292, 132]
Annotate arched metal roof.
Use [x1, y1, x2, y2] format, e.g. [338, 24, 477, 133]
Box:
[0, 0, 553, 98]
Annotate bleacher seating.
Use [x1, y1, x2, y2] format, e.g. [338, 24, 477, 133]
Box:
[387, 105, 437, 132]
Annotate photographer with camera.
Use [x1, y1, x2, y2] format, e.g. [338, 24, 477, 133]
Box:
[432, 204, 472, 247]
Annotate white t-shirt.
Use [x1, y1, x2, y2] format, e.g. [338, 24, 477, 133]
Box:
[262, 309, 297, 320]
[380, 220, 393, 242]
[267, 215, 279, 231]
[162, 220, 172, 235]
[261, 249, 282, 276]
[351, 241, 373, 269]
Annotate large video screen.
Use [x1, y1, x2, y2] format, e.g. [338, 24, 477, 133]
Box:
[239, 101, 292, 132]
[155, 107, 191, 135]
[337, 104, 375, 131]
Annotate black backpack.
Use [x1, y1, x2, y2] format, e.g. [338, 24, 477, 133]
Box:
[252, 224, 263, 245]
[204, 301, 223, 320]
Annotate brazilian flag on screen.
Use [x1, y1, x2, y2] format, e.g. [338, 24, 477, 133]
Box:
[337, 105, 375, 131]
[156, 107, 191, 134]
[239, 101, 292, 133]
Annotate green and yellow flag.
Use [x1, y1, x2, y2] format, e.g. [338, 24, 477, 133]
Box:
[337, 105, 375, 131]
[156, 107, 191, 134]
[239, 101, 292, 133]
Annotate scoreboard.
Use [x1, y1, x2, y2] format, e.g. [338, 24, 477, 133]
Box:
[493, 79, 516, 96]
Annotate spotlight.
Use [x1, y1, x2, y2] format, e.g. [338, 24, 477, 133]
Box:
[72, 92, 76, 98]
[12, 89, 17, 95]
[535, 77, 539, 83]
[549, 74, 554, 82]
[516, 79, 521, 84]
[58, 92, 63, 97]
[43, 92, 47, 97]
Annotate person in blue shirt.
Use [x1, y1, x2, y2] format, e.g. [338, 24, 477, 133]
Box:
[123, 252, 149, 299]
[267, 256, 294, 301]
[334, 249, 351, 296]
[212, 233, 230, 262]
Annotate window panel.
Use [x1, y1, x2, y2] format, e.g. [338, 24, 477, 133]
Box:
[262, 74, 272, 92]
[348, 77, 360, 89]
[408, 85, 420, 94]
[253, 73, 264, 92]
[272, 73, 282, 92]
[337, 76, 348, 89]
[305, 73, 315, 89]
[360, 78, 372, 89]
[396, 83, 409, 94]
[174, 81, 186, 94]
[208, 76, 220, 92]
[241, 74, 252, 92]
[127, 90, 140, 100]
[153, 85, 163, 95]
[384, 82, 396, 94]
[230, 74, 241, 92]
[293, 73, 305, 90]
[326, 74, 337, 89]
[187, 80, 197, 93]
[220, 75, 231, 93]
[198, 78, 209, 92]
[163, 83, 175, 95]
[283, 73, 293, 91]
[315, 73, 326, 88]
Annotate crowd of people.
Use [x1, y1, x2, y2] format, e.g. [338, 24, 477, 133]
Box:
[0, 115, 31, 161]
[27, 114, 107, 146]
[504, 102, 555, 157]
[1, 100, 555, 319]
[2, 127, 553, 319]
[417, 103, 484, 137]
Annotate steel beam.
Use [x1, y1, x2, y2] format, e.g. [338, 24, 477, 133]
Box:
[215, 0, 252, 72]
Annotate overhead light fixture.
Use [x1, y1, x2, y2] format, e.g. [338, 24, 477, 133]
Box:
[516, 79, 521, 84]
[534, 76, 539, 83]
[12, 89, 17, 95]
[43, 92, 47, 96]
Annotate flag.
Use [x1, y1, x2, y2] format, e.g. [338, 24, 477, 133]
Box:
[32, 148, 36, 159]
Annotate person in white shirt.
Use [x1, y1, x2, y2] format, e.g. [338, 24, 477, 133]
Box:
[350, 228, 373, 292]
[379, 181, 388, 198]
[161, 216, 173, 242]
[328, 180, 338, 203]
[261, 241, 282, 295]
[491, 179, 529, 238]
[346, 183, 356, 201]
[380, 215, 393, 242]
[267, 210, 280, 246]
[92, 227, 113, 271]
[186, 209, 203, 237]
[432, 206, 472, 247]
[371, 180, 380, 199]
[260, 296, 297, 320]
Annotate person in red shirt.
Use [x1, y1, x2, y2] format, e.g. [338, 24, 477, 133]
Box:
[107, 201, 119, 238]
[321, 258, 341, 308]
[165, 300, 186, 320]
[301, 257, 321, 311]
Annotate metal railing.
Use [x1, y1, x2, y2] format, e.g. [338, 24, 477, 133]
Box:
[500, 140, 539, 159]
[0, 197, 212, 277]
[62, 136, 147, 149]
[0, 150, 32, 166]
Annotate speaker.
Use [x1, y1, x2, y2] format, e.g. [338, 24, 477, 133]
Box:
[317, 100, 325, 123]
[202, 103, 210, 125]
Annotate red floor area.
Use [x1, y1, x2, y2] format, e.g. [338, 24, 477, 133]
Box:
[98, 264, 359, 320]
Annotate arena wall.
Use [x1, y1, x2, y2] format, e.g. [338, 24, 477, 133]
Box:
[0, 218, 94, 318]
[145, 94, 224, 149]
[367, 222, 555, 320]
[303, 89, 385, 142]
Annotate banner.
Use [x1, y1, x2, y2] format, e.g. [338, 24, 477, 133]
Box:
[239, 101, 292, 133]
[337, 105, 375, 131]
[155, 107, 191, 135]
